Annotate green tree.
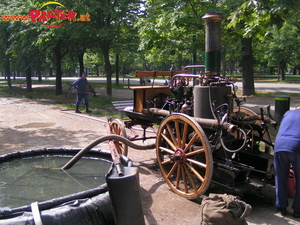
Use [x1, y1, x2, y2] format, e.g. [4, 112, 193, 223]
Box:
[0, 1, 21, 88]
[263, 22, 300, 81]
[83, 0, 142, 100]
[112, 11, 140, 85]
[0, 22, 12, 87]
[8, 21, 44, 91]
[227, 0, 298, 95]
[31, 0, 95, 94]
[137, 0, 212, 69]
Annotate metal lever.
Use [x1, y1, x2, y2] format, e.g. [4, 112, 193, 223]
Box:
[267, 105, 273, 119]
[260, 107, 264, 122]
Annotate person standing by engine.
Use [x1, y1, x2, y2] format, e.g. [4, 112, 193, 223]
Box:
[274, 105, 300, 217]
[73, 72, 92, 113]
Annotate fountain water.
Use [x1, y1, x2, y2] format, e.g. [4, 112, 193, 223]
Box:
[0, 148, 132, 225]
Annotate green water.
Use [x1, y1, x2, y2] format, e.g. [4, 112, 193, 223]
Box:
[0, 156, 112, 209]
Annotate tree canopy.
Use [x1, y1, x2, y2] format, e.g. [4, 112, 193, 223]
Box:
[1, 0, 300, 96]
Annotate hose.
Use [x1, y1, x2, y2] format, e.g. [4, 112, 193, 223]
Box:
[62, 134, 156, 170]
[220, 127, 247, 153]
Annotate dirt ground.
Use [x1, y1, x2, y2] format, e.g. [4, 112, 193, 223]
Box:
[1, 90, 300, 225]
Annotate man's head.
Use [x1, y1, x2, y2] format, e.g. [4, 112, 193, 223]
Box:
[82, 72, 87, 79]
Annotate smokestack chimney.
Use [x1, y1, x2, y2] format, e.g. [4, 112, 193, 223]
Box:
[202, 13, 224, 77]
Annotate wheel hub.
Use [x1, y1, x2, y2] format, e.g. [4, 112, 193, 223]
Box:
[174, 149, 186, 164]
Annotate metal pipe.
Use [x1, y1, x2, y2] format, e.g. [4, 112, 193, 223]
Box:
[169, 73, 200, 88]
[142, 108, 236, 133]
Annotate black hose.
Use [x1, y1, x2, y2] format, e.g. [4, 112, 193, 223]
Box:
[62, 134, 156, 170]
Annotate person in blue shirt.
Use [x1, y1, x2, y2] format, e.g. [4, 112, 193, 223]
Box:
[274, 105, 300, 217]
[73, 72, 92, 113]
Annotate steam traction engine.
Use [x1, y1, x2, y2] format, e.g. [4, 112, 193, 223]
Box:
[109, 13, 276, 199]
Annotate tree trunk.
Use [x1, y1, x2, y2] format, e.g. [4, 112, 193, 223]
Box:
[49, 67, 53, 77]
[101, 45, 112, 100]
[96, 65, 99, 76]
[278, 60, 286, 81]
[26, 67, 32, 92]
[37, 66, 42, 82]
[77, 52, 84, 77]
[293, 66, 297, 75]
[54, 45, 63, 95]
[115, 53, 119, 85]
[4, 58, 11, 87]
[241, 38, 255, 96]
[229, 61, 234, 75]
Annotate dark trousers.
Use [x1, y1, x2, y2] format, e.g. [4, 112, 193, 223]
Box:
[274, 151, 300, 212]
[76, 93, 88, 106]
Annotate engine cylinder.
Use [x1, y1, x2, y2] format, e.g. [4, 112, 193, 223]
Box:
[193, 85, 231, 119]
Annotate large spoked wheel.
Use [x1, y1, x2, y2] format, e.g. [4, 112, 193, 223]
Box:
[156, 113, 213, 199]
[109, 119, 128, 156]
[233, 107, 273, 153]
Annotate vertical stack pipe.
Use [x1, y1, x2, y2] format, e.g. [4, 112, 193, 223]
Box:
[194, 13, 231, 119]
[202, 13, 224, 77]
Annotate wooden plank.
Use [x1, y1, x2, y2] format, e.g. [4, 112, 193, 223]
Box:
[128, 86, 170, 90]
[134, 70, 183, 78]
[155, 71, 183, 77]
[135, 71, 156, 77]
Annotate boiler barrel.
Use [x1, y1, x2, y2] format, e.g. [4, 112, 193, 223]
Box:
[202, 13, 224, 76]
[193, 85, 231, 119]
